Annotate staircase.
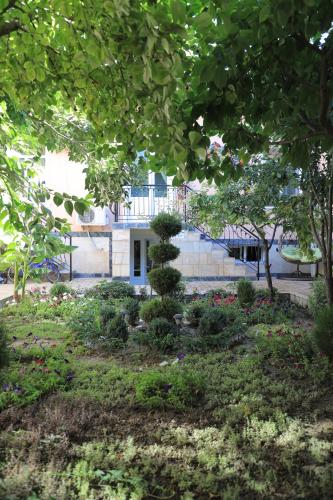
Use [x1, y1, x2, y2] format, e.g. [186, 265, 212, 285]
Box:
[172, 229, 258, 279]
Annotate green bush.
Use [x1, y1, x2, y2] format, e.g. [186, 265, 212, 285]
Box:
[147, 318, 178, 352]
[148, 242, 180, 264]
[67, 299, 101, 341]
[313, 306, 333, 359]
[135, 368, 206, 410]
[0, 323, 9, 369]
[49, 282, 75, 298]
[198, 308, 227, 336]
[122, 298, 140, 326]
[308, 278, 327, 318]
[150, 213, 182, 241]
[140, 297, 182, 323]
[148, 267, 181, 297]
[185, 300, 208, 326]
[169, 279, 186, 301]
[106, 314, 129, 344]
[237, 279, 256, 306]
[99, 302, 116, 330]
[85, 280, 134, 300]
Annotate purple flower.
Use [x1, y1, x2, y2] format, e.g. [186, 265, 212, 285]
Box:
[66, 371, 74, 382]
[163, 383, 172, 393]
[177, 352, 186, 361]
[266, 332, 273, 337]
[13, 385, 23, 394]
[2, 383, 10, 392]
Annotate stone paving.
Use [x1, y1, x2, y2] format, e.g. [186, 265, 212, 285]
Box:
[0, 277, 314, 307]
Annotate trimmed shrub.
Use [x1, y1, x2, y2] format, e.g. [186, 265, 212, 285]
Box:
[140, 297, 182, 323]
[100, 302, 116, 330]
[147, 318, 178, 352]
[185, 300, 208, 326]
[148, 267, 181, 297]
[309, 278, 327, 318]
[106, 314, 129, 344]
[237, 279, 256, 306]
[198, 308, 227, 336]
[0, 323, 9, 369]
[169, 279, 186, 302]
[135, 368, 206, 410]
[122, 298, 140, 326]
[50, 282, 75, 298]
[150, 213, 182, 241]
[85, 280, 134, 300]
[148, 243, 180, 264]
[313, 306, 333, 359]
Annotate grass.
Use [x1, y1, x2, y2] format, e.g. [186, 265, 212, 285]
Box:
[0, 297, 332, 499]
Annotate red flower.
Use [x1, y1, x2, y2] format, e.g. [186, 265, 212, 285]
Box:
[35, 358, 44, 366]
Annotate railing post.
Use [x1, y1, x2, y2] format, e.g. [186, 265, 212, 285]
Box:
[257, 239, 260, 281]
[69, 234, 73, 282]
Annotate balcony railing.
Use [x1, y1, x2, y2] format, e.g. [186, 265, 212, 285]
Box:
[114, 185, 186, 222]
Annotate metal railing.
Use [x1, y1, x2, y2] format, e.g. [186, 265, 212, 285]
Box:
[114, 185, 186, 222]
[51, 231, 73, 281]
[114, 183, 260, 277]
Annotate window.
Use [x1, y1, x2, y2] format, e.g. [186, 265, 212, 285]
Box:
[134, 240, 141, 276]
[154, 173, 167, 198]
[228, 245, 261, 262]
[146, 241, 152, 273]
[131, 174, 149, 197]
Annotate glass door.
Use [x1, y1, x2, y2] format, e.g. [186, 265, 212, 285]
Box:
[130, 237, 153, 285]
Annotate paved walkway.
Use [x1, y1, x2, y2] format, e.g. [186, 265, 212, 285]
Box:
[0, 278, 314, 307]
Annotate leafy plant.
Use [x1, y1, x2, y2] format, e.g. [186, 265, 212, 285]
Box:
[185, 300, 208, 326]
[99, 303, 116, 331]
[122, 298, 140, 327]
[140, 297, 182, 323]
[105, 315, 129, 345]
[146, 318, 178, 352]
[67, 299, 101, 341]
[237, 279, 256, 307]
[0, 323, 9, 369]
[313, 307, 333, 359]
[85, 281, 134, 300]
[50, 282, 75, 298]
[135, 368, 206, 410]
[308, 278, 327, 318]
[198, 309, 227, 336]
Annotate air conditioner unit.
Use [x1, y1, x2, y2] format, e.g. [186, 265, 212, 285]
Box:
[77, 207, 109, 226]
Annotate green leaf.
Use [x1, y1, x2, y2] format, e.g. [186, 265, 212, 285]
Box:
[53, 193, 63, 206]
[64, 200, 73, 215]
[194, 12, 212, 30]
[189, 131, 202, 148]
[171, 0, 186, 24]
[74, 200, 87, 215]
[259, 4, 271, 23]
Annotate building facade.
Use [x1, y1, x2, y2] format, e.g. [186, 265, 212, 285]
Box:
[41, 150, 315, 284]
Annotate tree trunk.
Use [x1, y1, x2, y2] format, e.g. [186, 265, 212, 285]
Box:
[263, 240, 274, 300]
[13, 261, 20, 302]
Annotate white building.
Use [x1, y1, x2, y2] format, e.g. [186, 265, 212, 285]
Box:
[41, 150, 313, 284]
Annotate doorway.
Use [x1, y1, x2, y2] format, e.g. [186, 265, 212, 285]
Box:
[130, 235, 154, 285]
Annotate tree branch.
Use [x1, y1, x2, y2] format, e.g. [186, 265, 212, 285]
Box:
[292, 33, 322, 55]
[0, 19, 21, 37]
[319, 54, 333, 133]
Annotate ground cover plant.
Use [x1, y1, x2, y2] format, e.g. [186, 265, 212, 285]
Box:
[0, 284, 332, 499]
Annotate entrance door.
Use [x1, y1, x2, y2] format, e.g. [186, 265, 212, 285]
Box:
[130, 237, 153, 285]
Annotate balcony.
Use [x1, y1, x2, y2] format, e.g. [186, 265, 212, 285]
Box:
[114, 185, 187, 223]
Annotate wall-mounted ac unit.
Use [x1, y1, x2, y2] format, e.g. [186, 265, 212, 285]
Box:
[77, 207, 109, 226]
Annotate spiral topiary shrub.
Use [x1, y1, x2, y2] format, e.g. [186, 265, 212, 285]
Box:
[148, 267, 182, 297]
[148, 243, 180, 264]
[148, 212, 182, 299]
[150, 213, 182, 241]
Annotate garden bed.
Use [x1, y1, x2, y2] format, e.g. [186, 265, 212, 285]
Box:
[0, 281, 332, 499]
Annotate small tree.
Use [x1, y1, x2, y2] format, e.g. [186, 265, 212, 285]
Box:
[148, 213, 182, 299]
